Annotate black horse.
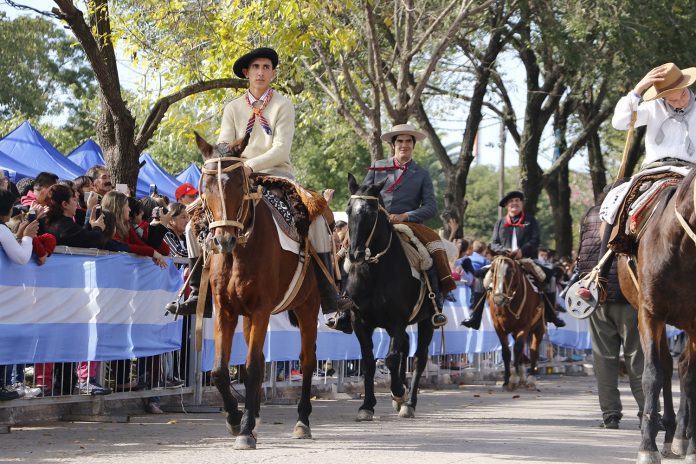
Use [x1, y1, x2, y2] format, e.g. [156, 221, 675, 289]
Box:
[345, 173, 435, 420]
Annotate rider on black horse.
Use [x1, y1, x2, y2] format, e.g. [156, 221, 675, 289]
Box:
[328, 123, 457, 333]
[461, 191, 566, 329]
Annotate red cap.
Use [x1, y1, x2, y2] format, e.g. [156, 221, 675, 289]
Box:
[175, 183, 198, 201]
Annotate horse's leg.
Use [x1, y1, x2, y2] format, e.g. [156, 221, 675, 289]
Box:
[399, 335, 409, 394]
[385, 327, 409, 413]
[496, 328, 512, 391]
[636, 311, 666, 464]
[354, 319, 376, 421]
[234, 311, 271, 450]
[682, 341, 696, 462]
[659, 334, 677, 458]
[211, 309, 242, 437]
[402, 319, 435, 417]
[527, 324, 543, 391]
[511, 332, 526, 389]
[674, 351, 689, 456]
[290, 305, 318, 439]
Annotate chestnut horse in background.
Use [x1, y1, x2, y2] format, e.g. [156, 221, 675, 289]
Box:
[195, 132, 321, 450]
[487, 255, 545, 391]
[615, 168, 696, 463]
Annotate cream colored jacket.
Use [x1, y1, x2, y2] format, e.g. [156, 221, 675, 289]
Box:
[217, 90, 295, 178]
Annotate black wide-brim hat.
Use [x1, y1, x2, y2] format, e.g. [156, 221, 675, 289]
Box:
[233, 47, 279, 79]
[499, 190, 525, 207]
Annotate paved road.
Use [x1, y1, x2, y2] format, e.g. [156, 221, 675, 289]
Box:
[2, 376, 651, 464]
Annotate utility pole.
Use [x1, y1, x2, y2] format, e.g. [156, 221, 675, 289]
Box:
[498, 118, 506, 218]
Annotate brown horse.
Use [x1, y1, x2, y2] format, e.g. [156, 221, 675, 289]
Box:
[488, 255, 546, 390]
[195, 132, 321, 450]
[614, 169, 696, 464]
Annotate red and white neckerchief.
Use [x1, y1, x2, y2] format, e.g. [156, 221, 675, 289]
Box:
[503, 212, 526, 228]
[245, 88, 273, 135]
[385, 158, 411, 192]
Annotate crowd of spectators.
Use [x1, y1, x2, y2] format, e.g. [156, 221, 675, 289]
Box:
[0, 168, 199, 412]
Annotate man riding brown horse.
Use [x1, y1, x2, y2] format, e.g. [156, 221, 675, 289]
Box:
[327, 123, 456, 333]
[165, 47, 353, 324]
[461, 191, 565, 329]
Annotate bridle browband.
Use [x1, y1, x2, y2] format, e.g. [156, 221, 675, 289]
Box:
[200, 155, 263, 245]
[349, 194, 393, 263]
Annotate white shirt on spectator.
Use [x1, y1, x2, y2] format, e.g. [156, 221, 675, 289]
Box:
[612, 90, 696, 166]
[0, 223, 32, 265]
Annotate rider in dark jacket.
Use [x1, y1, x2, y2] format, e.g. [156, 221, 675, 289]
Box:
[461, 191, 565, 329]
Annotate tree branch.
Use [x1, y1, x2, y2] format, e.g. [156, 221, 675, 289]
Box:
[541, 104, 614, 184]
[4, 0, 58, 18]
[134, 78, 247, 152]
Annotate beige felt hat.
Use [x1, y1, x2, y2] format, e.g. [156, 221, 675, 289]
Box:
[380, 123, 426, 142]
[643, 63, 696, 101]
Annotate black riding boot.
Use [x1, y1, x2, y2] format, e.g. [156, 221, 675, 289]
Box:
[315, 252, 355, 334]
[165, 257, 213, 318]
[426, 266, 448, 327]
[461, 292, 485, 330]
[544, 292, 565, 328]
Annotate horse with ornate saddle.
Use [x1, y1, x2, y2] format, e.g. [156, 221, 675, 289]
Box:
[566, 62, 696, 463]
[178, 132, 359, 449]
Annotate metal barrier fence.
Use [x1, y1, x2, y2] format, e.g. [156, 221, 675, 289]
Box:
[0, 247, 594, 424]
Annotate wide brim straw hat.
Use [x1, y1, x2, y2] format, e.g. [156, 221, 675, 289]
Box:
[380, 123, 427, 142]
[232, 47, 279, 79]
[643, 63, 696, 101]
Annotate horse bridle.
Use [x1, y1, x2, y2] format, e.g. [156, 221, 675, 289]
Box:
[348, 195, 393, 263]
[491, 255, 528, 319]
[199, 155, 263, 245]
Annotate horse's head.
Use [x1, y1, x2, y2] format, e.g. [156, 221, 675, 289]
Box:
[346, 172, 389, 262]
[195, 131, 251, 254]
[490, 256, 517, 307]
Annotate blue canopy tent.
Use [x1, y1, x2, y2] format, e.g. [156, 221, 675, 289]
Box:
[176, 163, 201, 187]
[67, 139, 106, 170]
[0, 122, 84, 180]
[137, 153, 181, 200]
[0, 149, 40, 182]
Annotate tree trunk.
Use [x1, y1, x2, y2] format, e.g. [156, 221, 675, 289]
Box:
[586, 131, 606, 203]
[545, 165, 572, 256]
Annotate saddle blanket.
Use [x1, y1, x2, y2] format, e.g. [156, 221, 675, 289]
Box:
[599, 165, 691, 224]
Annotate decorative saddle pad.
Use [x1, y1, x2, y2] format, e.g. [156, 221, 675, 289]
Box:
[251, 175, 327, 239]
[607, 169, 687, 254]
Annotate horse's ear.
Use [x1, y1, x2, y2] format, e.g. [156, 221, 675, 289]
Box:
[240, 132, 251, 152]
[370, 177, 388, 195]
[194, 131, 214, 159]
[348, 172, 360, 195]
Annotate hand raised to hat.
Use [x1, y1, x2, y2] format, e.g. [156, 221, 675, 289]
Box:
[635, 65, 669, 95]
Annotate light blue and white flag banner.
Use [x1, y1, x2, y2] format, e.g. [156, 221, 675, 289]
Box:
[201, 284, 594, 371]
[0, 249, 183, 364]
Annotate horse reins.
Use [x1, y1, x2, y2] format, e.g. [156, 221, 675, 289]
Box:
[199, 155, 263, 246]
[491, 256, 528, 320]
[349, 195, 393, 263]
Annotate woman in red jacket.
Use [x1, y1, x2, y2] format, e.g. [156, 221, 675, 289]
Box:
[100, 191, 169, 268]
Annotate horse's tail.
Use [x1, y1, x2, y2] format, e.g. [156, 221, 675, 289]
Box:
[287, 310, 299, 327]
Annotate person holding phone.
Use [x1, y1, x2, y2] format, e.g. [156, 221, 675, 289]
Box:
[44, 184, 110, 249]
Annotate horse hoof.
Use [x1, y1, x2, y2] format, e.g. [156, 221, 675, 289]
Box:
[392, 399, 403, 412]
[356, 409, 374, 422]
[292, 421, 312, 439]
[226, 421, 241, 437]
[672, 439, 688, 457]
[233, 435, 257, 450]
[503, 383, 515, 392]
[661, 444, 679, 459]
[398, 405, 415, 419]
[637, 451, 662, 464]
